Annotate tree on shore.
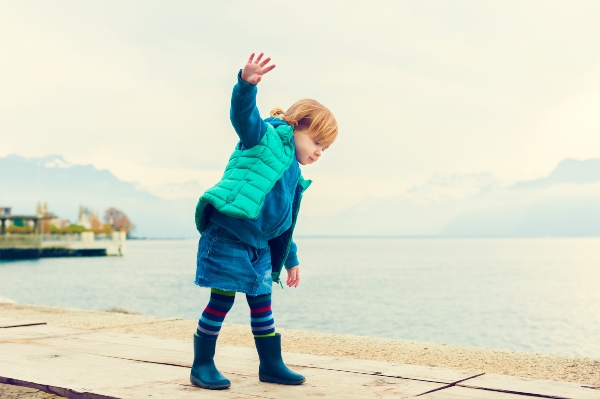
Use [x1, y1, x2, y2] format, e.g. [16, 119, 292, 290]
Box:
[104, 207, 135, 235]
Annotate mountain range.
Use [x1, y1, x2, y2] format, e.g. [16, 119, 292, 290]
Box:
[0, 154, 197, 238]
[2, 154, 600, 238]
[299, 158, 600, 237]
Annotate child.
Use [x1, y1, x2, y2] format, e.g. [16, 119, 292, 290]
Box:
[191, 52, 338, 390]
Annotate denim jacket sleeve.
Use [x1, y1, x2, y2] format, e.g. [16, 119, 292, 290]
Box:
[284, 240, 299, 269]
[229, 70, 268, 148]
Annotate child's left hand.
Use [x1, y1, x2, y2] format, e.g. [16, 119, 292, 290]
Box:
[286, 266, 300, 288]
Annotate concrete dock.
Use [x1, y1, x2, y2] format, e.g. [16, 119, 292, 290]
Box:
[0, 232, 126, 260]
[0, 304, 598, 399]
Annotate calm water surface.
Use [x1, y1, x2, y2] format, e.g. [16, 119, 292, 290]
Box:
[0, 238, 598, 358]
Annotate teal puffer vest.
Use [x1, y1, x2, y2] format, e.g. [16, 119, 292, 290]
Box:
[195, 123, 296, 233]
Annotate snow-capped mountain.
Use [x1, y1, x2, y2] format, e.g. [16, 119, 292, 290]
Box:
[0, 154, 198, 238]
[3, 154, 600, 238]
[298, 158, 600, 237]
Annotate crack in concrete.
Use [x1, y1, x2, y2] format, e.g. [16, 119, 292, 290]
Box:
[414, 372, 485, 396]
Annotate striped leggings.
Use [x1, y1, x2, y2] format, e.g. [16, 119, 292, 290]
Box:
[196, 288, 275, 339]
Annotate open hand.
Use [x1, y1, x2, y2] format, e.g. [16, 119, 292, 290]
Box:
[241, 52, 276, 85]
[286, 265, 300, 288]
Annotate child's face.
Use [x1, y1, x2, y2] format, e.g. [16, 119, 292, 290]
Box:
[293, 130, 328, 165]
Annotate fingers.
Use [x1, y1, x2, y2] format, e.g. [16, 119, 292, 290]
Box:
[286, 268, 300, 288]
[294, 269, 300, 287]
[259, 56, 271, 67]
[262, 64, 276, 74]
[244, 52, 275, 84]
[248, 52, 275, 69]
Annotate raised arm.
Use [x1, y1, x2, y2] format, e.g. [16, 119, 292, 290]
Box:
[230, 53, 276, 148]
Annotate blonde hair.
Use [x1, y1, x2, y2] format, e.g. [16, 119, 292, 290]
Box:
[270, 99, 338, 146]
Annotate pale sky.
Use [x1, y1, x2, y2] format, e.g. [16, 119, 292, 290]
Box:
[2, 1, 600, 216]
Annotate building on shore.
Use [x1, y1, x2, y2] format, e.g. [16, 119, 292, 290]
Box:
[0, 205, 55, 235]
[0, 204, 125, 260]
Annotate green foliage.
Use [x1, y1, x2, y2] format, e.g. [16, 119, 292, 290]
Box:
[6, 225, 34, 234]
[49, 224, 87, 235]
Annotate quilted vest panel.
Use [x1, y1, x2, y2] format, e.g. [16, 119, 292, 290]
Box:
[195, 123, 295, 232]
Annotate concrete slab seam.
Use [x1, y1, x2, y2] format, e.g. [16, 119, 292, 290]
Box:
[582, 386, 599, 390]
[456, 384, 574, 399]
[0, 322, 47, 328]
[272, 363, 479, 385]
[0, 376, 118, 399]
[415, 372, 485, 397]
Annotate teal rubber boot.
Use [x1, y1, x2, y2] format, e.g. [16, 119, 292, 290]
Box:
[190, 335, 230, 389]
[254, 333, 306, 385]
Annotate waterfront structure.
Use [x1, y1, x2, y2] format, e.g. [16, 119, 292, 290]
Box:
[0, 231, 126, 260]
[77, 205, 97, 230]
[0, 206, 55, 235]
[0, 205, 126, 260]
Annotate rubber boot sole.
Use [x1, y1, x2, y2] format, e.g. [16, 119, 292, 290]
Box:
[259, 373, 305, 385]
[190, 375, 230, 390]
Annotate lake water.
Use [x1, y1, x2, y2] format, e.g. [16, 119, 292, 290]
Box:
[0, 238, 598, 358]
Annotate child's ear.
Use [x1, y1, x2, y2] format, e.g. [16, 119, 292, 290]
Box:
[297, 118, 312, 132]
[293, 127, 305, 136]
[294, 126, 312, 136]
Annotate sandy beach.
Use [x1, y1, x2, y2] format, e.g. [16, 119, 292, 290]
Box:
[1, 302, 598, 389]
